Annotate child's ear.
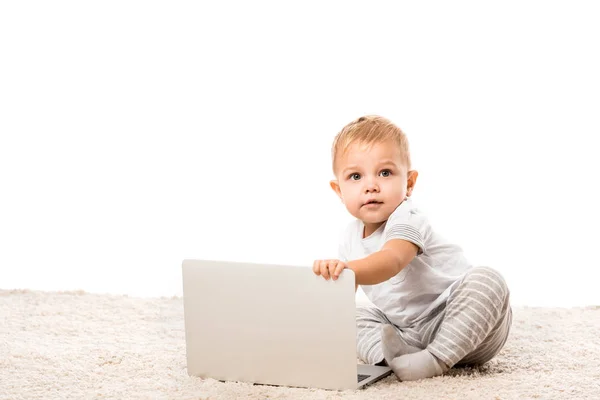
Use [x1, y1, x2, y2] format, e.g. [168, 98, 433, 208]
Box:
[406, 170, 419, 196]
[330, 180, 343, 202]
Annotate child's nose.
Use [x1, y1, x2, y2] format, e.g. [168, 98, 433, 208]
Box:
[364, 177, 380, 192]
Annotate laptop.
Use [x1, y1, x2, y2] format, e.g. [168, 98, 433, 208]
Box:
[181, 259, 392, 390]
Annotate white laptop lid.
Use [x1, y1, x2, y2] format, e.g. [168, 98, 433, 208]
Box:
[182, 259, 359, 390]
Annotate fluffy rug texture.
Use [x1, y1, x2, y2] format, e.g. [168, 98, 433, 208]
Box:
[1, 289, 599, 400]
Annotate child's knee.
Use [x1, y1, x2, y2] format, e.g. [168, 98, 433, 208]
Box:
[356, 304, 383, 323]
[464, 266, 510, 299]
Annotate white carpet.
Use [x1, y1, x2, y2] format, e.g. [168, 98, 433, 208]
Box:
[1, 289, 599, 399]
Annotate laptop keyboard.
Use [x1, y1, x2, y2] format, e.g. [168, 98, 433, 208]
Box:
[357, 374, 370, 383]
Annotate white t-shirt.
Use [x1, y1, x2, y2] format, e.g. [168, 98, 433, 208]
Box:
[339, 198, 473, 328]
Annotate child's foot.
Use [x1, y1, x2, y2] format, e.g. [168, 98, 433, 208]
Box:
[389, 349, 449, 381]
[381, 324, 422, 366]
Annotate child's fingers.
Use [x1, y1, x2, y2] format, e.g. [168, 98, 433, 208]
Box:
[319, 260, 331, 280]
[312, 260, 321, 275]
[328, 260, 340, 280]
[328, 261, 337, 280]
[313, 259, 345, 281]
[332, 261, 346, 280]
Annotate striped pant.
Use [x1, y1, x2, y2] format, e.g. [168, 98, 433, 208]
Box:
[357, 266, 512, 368]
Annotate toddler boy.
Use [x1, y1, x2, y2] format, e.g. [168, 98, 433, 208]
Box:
[312, 115, 512, 381]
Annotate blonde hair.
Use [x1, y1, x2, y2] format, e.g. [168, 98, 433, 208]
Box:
[331, 115, 411, 175]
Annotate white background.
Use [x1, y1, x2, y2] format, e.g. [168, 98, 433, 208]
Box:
[1, 1, 599, 307]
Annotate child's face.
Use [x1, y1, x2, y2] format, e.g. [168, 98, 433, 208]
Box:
[331, 140, 418, 232]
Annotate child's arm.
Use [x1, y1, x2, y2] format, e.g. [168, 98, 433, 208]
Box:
[312, 239, 419, 287]
[348, 239, 419, 285]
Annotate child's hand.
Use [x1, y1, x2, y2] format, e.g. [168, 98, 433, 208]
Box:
[312, 259, 348, 281]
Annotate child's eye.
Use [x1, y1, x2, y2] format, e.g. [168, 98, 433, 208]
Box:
[349, 173, 361, 181]
[380, 169, 392, 177]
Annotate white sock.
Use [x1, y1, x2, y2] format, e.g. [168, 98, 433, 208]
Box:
[389, 349, 449, 381]
[381, 324, 422, 366]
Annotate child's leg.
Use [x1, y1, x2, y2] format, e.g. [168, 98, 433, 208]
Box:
[426, 266, 511, 367]
[356, 304, 420, 365]
[389, 266, 511, 380]
[456, 305, 512, 366]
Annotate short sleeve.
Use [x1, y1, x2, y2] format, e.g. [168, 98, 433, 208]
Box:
[383, 203, 429, 255]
